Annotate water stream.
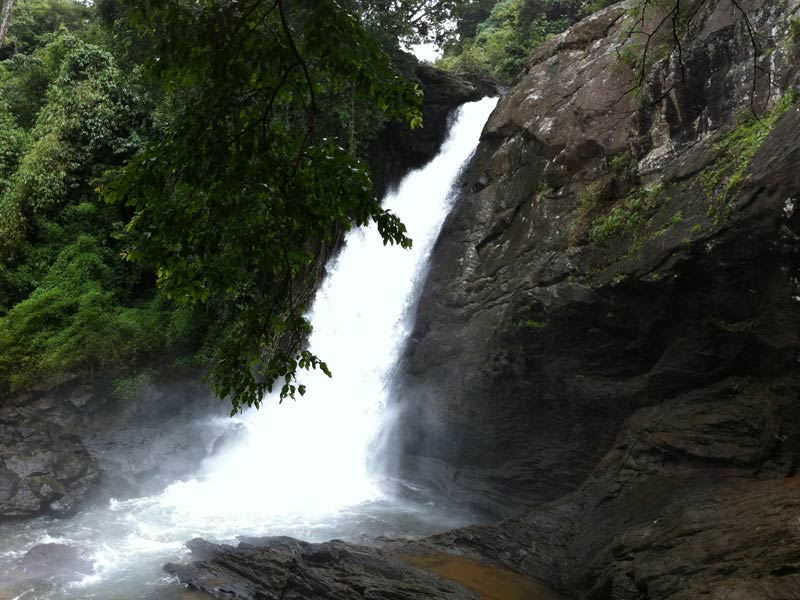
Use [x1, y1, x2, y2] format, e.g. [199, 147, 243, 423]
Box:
[0, 97, 498, 600]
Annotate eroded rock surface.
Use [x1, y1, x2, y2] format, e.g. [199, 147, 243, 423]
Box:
[0, 373, 226, 518]
[165, 537, 481, 600]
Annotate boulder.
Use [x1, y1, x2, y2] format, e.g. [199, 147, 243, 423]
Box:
[165, 535, 565, 600]
[21, 543, 93, 579]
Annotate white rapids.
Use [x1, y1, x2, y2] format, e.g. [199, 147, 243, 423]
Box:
[0, 97, 498, 600]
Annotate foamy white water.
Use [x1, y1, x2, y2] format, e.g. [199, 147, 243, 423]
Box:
[0, 97, 498, 600]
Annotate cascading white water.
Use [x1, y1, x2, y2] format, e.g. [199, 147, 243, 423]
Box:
[159, 96, 498, 523]
[0, 97, 498, 600]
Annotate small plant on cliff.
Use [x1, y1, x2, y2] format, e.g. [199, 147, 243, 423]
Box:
[790, 15, 800, 46]
[608, 151, 636, 179]
[589, 185, 664, 246]
[569, 178, 609, 245]
[521, 319, 547, 330]
[701, 92, 796, 223]
[653, 210, 683, 237]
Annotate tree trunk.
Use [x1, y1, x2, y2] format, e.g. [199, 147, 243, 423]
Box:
[0, 0, 14, 49]
[348, 82, 356, 156]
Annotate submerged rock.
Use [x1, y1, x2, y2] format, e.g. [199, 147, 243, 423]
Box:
[21, 543, 94, 578]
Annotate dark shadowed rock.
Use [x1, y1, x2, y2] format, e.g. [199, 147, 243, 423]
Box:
[0, 400, 99, 517]
[21, 543, 93, 578]
[165, 536, 481, 600]
[0, 373, 229, 519]
[371, 64, 498, 199]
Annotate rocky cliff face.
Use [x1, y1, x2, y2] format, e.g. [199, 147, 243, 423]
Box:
[380, 0, 800, 597]
[0, 372, 228, 518]
[391, 0, 800, 511]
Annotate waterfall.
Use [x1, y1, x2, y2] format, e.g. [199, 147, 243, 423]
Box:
[0, 96, 498, 600]
[157, 96, 498, 524]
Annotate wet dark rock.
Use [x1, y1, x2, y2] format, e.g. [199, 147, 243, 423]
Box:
[21, 543, 93, 578]
[371, 64, 498, 198]
[0, 373, 229, 519]
[165, 536, 481, 600]
[0, 404, 99, 518]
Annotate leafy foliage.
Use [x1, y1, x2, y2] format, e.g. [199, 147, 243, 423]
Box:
[104, 0, 422, 412]
[1, 0, 91, 58]
[0, 101, 27, 191]
[351, 0, 499, 49]
[437, 0, 582, 82]
[0, 0, 430, 410]
[0, 10, 170, 394]
[0, 235, 156, 390]
[701, 92, 796, 223]
[0, 33, 139, 260]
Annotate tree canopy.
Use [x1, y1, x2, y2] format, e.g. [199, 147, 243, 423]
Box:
[0, 0, 429, 411]
[104, 0, 422, 411]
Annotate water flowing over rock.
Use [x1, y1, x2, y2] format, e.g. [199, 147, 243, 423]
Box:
[371, 65, 499, 198]
[21, 543, 94, 579]
[4, 2, 800, 597]
[0, 65, 486, 522]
